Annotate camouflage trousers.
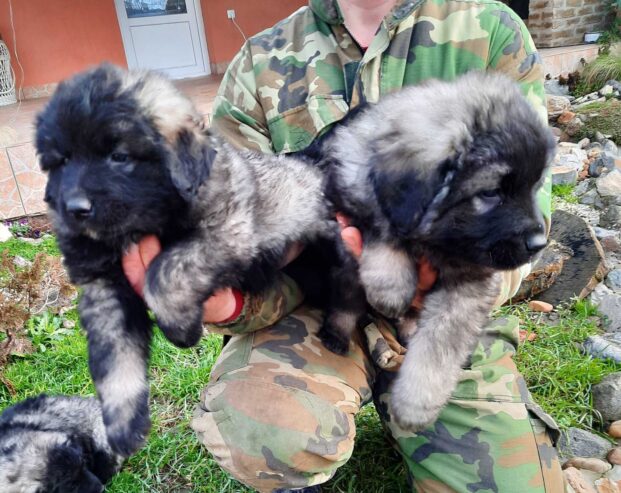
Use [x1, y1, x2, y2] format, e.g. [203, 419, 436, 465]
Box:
[191, 306, 565, 492]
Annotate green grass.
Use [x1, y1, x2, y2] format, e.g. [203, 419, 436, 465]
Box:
[0, 235, 60, 260]
[576, 98, 621, 144]
[552, 184, 579, 204]
[511, 302, 621, 431]
[574, 54, 621, 96]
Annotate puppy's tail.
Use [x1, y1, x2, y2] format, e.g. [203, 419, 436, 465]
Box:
[79, 277, 153, 456]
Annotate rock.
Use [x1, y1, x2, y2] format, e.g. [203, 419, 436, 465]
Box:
[603, 140, 620, 156]
[598, 294, 621, 331]
[601, 206, 621, 228]
[13, 255, 32, 268]
[595, 478, 621, 493]
[559, 427, 614, 460]
[607, 465, 621, 482]
[607, 270, 621, 292]
[606, 80, 621, 93]
[593, 373, 621, 421]
[537, 211, 608, 305]
[601, 236, 621, 253]
[553, 165, 579, 185]
[580, 188, 605, 209]
[564, 457, 613, 473]
[590, 154, 619, 178]
[575, 97, 607, 110]
[566, 118, 586, 137]
[609, 448, 621, 466]
[609, 421, 621, 438]
[575, 180, 592, 197]
[529, 300, 554, 312]
[545, 79, 571, 96]
[592, 284, 614, 305]
[584, 334, 621, 363]
[601, 85, 615, 96]
[594, 227, 618, 239]
[512, 240, 572, 301]
[62, 319, 76, 329]
[547, 94, 572, 118]
[558, 110, 578, 124]
[0, 223, 11, 242]
[564, 467, 598, 493]
[597, 170, 621, 197]
[597, 132, 608, 143]
[579, 138, 592, 149]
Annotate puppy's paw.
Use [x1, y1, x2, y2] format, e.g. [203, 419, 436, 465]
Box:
[317, 325, 350, 355]
[103, 405, 151, 457]
[154, 306, 203, 348]
[390, 372, 446, 432]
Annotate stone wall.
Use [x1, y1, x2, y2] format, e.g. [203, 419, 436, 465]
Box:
[527, 0, 613, 48]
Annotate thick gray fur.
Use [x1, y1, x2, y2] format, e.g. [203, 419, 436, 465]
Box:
[0, 394, 123, 493]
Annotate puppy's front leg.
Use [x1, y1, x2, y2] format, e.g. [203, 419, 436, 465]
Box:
[143, 238, 219, 348]
[80, 276, 152, 456]
[359, 242, 417, 318]
[390, 272, 500, 431]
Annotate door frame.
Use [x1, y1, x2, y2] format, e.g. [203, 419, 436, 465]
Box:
[113, 0, 211, 79]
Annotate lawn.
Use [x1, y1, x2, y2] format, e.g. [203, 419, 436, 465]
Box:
[1, 227, 620, 492]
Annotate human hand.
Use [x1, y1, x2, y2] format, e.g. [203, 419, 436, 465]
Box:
[336, 213, 437, 310]
[122, 235, 238, 324]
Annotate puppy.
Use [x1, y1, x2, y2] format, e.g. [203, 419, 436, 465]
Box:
[0, 394, 123, 493]
[313, 71, 556, 430]
[35, 64, 336, 455]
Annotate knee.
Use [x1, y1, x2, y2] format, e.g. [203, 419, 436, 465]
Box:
[191, 378, 356, 492]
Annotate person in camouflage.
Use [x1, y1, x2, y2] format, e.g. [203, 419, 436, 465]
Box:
[124, 0, 565, 491]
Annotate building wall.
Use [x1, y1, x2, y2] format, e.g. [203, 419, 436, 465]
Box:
[0, 0, 127, 98]
[527, 0, 613, 48]
[0, 0, 307, 99]
[200, 0, 307, 73]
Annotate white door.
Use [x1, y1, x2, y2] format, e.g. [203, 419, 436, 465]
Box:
[114, 0, 210, 79]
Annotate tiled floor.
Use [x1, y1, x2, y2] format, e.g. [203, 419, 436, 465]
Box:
[0, 74, 222, 220]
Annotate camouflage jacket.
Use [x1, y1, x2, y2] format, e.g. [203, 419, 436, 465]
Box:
[209, 0, 552, 334]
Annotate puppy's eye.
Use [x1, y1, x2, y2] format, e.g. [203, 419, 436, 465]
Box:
[478, 189, 501, 202]
[110, 152, 129, 163]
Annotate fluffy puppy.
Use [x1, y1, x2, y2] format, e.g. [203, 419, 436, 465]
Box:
[0, 395, 123, 493]
[35, 64, 334, 455]
[315, 71, 556, 430]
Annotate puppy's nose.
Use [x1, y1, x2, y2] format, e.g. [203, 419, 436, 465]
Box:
[66, 196, 93, 219]
[525, 232, 547, 253]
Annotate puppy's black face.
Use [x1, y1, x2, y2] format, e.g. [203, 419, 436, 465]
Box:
[35, 66, 195, 242]
[43, 443, 105, 493]
[424, 125, 553, 270]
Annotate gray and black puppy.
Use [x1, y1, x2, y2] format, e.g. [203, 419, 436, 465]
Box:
[0, 395, 123, 493]
[35, 64, 337, 456]
[313, 71, 556, 430]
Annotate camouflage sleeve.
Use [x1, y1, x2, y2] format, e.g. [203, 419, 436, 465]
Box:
[211, 42, 274, 153]
[487, 7, 552, 305]
[205, 273, 305, 336]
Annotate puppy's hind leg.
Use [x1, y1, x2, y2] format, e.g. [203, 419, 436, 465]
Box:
[317, 240, 367, 355]
[80, 276, 152, 456]
[390, 272, 500, 431]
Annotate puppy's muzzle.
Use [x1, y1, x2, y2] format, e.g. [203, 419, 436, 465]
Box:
[525, 232, 547, 253]
[65, 194, 94, 220]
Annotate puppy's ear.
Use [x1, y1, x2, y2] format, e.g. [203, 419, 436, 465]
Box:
[370, 155, 457, 236]
[168, 129, 216, 201]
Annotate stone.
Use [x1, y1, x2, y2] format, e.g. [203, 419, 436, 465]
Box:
[606, 80, 621, 93]
[594, 228, 618, 240]
[584, 334, 621, 363]
[547, 94, 572, 118]
[598, 294, 621, 332]
[590, 154, 618, 178]
[558, 428, 614, 461]
[575, 180, 592, 197]
[566, 118, 586, 137]
[580, 189, 605, 209]
[597, 132, 608, 143]
[512, 240, 572, 302]
[601, 236, 621, 253]
[579, 138, 592, 149]
[545, 79, 571, 96]
[537, 211, 608, 305]
[607, 270, 621, 292]
[564, 467, 597, 493]
[597, 170, 621, 197]
[601, 85, 615, 96]
[575, 97, 607, 110]
[529, 300, 554, 312]
[595, 478, 621, 493]
[601, 206, 621, 229]
[607, 465, 621, 482]
[564, 457, 613, 473]
[0, 223, 11, 242]
[603, 140, 620, 156]
[13, 255, 32, 268]
[593, 373, 621, 422]
[592, 284, 614, 305]
[558, 110, 577, 124]
[609, 448, 621, 466]
[553, 165, 579, 185]
[609, 421, 621, 438]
